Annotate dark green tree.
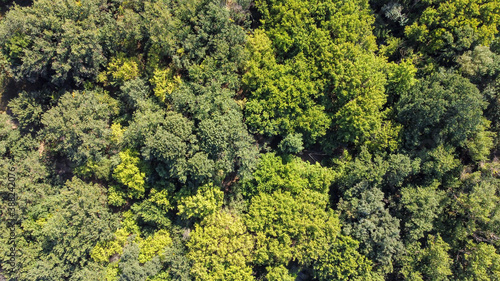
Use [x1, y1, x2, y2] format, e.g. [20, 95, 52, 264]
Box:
[396, 72, 487, 151]
[22, 177, 118, 280]
[41, 90, 117, 167]
[0, 0, 108, 87]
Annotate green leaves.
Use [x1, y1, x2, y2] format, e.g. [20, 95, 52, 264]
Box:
[462, 242, 500, 280]
[20, 177, 118, 280]
[2, 0, 500, 280]
[0, 0, 107, 86]
[178, 183, 224, 220]
[244, 0, 401, 151]
[396, 72, 487, 150]
[405, 0, 500, 64]
[41, 90, 115, 166]
[400, 182, 445, 242]
[113, 149, 147, 199]
[241, 153, 335, 197]
[246, 189, 370, 279]
[187, 210, 255, 281]
[243, 30, 330, 144]
[312, 235, 378, 281]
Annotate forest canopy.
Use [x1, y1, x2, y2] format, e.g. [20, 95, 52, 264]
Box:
[0, 0, 500, 280]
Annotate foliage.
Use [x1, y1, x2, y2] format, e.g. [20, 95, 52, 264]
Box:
[8, 91, 46, 133]
[311, 234, 380, 281]
[396, 72, 487, 150]
[41, 90, 115, 166]
[118, 238, 162, 281]
[278, 133, 304, 154]
[400, 235, 453, 281]
[334, 148, 421, 272]
[241, 153, 335, 197]
[99, 53, 141, 86]
[1, 0, 500, 279]
[177, 183, 224, 220]
[113, 149, 147, 199]
[0, 0, 107, 86]
[150, 67, 182, 103]
[405, 0, 500, 64]
[187, 210, 255, 281]
[18, 177, 118, 280]
[400, 182, 446, 242]
[246, 188, 372, 279]
[243, 30, 330, 144]
[462, 241, 500, 280]
[131, 186, 173, 229]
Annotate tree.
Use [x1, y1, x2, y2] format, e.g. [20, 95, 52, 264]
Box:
[312, 235, 381, 281]
[0, 114, 58, 280]
[41, 90, 116, 166]
[243, 30, 330, 144]
[0, 0, 108, 87]
[265, 265, 295, 281]
[243, 0, 402, 150]
[172, 0, 248, 90]
[400, 182, 446, 242]
[461, 242, 500, 280]
[405, 0, 500, 64]
[457, 45, 500, 150]
[141, 110, 208, 186]
[278, 133, 304, 154]
[119, 78, 153, 113]
[334, 148, 419, 273]
[396, 72, 487, 150]
[420, 235, 453, 281]
[328, 53, 399, 152]
[131, 186, 173, 229]
[112, 149, 147, 200]
[22, 177, 118, 280]
[399, 235, 453, 281]
[241, 153, 335, 197]
[118, 238, 162, 281]
[338, 182, 403, 273]
[8, 90, 48, 134]
[187, 210, 255, 281]
[177, 183, 224, 221]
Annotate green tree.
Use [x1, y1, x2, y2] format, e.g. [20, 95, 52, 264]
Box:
[0, 0, 108, 86]
[244, 0, 402, 151]
[400, 182, 446, 242]
[461, 242, 500, 280]
[312, 234, 381, 281]
[405, 0, 500, 64]
[396, 72, 487, 150]
[421, 235, 453, 281]
[41, 90, 116, 166]
[118, 238, 162, 281]
[0, 114, 58, 280]
[243, 30, 330, 144]
[334, 148, 420, 273]
[246, 188, 374, 279]
[8, 91, 48, 134]
[241, 153, 335, 197]
[338, 182, 403, 273]
[278, 133, 304, 154]
[187, 210, 255, 281]
[131, 186, 173, 229]
[23, 177, 118, 280]
[177, 183, 224, 221]
[400, 235, 453, 281]
[113, 149, 147, 200]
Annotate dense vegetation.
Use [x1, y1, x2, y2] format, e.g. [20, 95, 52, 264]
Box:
[0, 0, 500, 280]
